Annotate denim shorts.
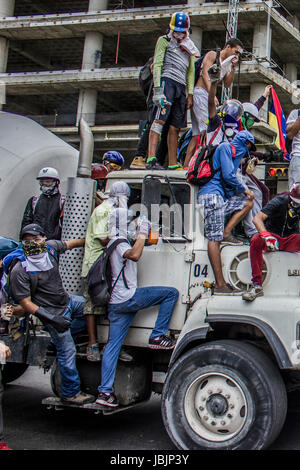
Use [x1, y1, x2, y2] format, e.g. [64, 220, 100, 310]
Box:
[198, 193, 246, 241]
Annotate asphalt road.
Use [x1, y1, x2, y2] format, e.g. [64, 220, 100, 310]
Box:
[3, 366, 300, 451]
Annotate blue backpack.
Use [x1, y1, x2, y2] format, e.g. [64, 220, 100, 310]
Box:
[177, 129, 193, 165]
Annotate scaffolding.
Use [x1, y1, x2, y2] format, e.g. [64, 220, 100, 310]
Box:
[222, 0, 240, 102]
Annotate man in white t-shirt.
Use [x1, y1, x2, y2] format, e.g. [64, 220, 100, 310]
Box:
[95, 208, 179, 408]
[287, 109, 300, 189]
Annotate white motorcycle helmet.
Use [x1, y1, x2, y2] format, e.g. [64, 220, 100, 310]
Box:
[36, 167, 60, 182]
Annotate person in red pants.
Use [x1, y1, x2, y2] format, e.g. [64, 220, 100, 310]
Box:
[243, 183, 300, 302]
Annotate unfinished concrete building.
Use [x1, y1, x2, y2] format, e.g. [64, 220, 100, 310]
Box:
[0, 0, 300, 192]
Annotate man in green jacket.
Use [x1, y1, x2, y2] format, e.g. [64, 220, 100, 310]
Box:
[146, 11, 197, 171]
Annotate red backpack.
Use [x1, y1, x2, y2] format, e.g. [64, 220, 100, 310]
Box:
[187, 143, 236, 187]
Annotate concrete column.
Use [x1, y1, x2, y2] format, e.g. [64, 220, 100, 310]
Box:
[76, 0, 107, 127]
[191, 26, 203, 56]
[285, 63, 298, 85]
[252, 23, 272, 62]
[0, 0, 15, 108]
[250, 83, 268, 122]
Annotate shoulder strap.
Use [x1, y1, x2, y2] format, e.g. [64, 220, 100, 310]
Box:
[32, 195, 40, 213]
[208, 123, 222, 145]
[230, 145, 237, 159]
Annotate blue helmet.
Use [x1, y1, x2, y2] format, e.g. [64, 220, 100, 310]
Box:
[103, 151, 125, 168]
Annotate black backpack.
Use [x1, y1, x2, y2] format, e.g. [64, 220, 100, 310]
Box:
[139, 57, 153, 97]
[194, 53, 207, 85]
[87, 238, 129, 307]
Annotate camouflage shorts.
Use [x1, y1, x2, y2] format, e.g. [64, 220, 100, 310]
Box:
[82, 279, 107, 316]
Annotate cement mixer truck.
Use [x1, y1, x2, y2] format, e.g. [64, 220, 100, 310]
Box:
[1, 111, 300, 450]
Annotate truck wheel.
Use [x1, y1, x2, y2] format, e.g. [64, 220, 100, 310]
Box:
[161, 340, 287, 450]
[2, 363, 29, 384]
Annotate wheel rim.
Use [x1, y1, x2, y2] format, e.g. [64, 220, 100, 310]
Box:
[184, 372, 247, 442]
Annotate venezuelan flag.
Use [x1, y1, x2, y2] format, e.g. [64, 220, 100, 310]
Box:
[268, 87, 289, 160]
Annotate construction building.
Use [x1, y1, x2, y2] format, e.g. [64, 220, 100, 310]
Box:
[0, 0, 300, 190]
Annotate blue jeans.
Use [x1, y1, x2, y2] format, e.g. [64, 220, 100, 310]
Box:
[45, 294, 86, 398]
[98, 286, 179, 394]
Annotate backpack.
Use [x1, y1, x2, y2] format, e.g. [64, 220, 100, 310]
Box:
[177, 129, 193, 165]
[285, 109, 300, 155]
[194, 53, 207, 85]
[187, 143, 236, 187]
[138, 57, 153, 98]
[87, 238, 129, 307]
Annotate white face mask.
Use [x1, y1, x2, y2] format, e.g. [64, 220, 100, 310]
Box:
[23, 252, 53, 272]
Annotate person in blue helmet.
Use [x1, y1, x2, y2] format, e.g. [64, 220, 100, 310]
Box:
[198, 130, 256, 295]
[103, 151, 125, 173]
[93, 151, 125, 206]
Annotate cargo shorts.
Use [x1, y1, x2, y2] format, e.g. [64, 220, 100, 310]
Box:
[198, 193, 246, 242]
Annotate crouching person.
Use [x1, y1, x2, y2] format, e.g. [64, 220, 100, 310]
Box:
[198, 131, 255, 295]
[8, 223, 95, 406]
[96, 209, 179, 408]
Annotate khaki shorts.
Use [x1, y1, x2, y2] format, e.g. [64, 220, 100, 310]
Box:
[82, 278, 107, 316]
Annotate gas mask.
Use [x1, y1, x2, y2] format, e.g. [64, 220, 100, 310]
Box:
[289, 199, 300, 217]
[241, 113, 255, 130]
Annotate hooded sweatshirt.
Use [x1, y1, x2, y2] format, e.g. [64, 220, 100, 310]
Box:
[198, 130, 255, 201]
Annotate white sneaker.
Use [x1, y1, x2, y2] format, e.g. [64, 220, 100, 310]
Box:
[242, 285, 264, 302]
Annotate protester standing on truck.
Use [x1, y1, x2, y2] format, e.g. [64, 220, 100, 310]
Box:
[146, 11, 197, 170]
[243, 183, 300, 302]
[198, 130, 256, 295]
[96, 208, 179, 408]
[81, 182, 132, 362]
[8, 223, 95, 406]
[20, 167, 65, 241]
[183, 38, 243, 168]
[286, 108, 300, 189]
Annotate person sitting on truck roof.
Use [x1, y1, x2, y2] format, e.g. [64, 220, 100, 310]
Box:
[8, 223, 95, 406]
[243, 183, 300, 302]
[81, 181, 133, 363]
[198, 130, 256, 295]
[20, 167, 65, 241]
[96, 208, 179, 408]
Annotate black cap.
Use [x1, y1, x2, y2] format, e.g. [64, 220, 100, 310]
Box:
[21, 223, 45, 238]
[247, 140, 257, 152]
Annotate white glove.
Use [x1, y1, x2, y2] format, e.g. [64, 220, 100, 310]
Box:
[153, 87, 171, 108]
[136, 217, 151, 237]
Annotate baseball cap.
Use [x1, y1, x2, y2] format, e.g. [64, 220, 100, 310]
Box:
[21, 223, 46, 238]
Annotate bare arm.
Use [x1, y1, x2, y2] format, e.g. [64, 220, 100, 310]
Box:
[253, 211, 268, 233]
[123, 234, 146, 262]
[18, 297, 39, 316]
[65, 238, 85, 250]
[287, 117, 300, 139]
[200, 51, 217, 91]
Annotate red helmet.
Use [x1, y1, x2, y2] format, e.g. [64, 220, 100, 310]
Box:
[91, 163, 108, 180]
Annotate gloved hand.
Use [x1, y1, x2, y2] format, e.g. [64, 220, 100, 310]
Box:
[259, 231, 279, 251]
[136, 216, 151, 237]
[35, 307, 71, 333]
[153, 87, 171, 108]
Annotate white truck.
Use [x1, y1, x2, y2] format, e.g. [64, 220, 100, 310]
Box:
[1, 112, 298, 450]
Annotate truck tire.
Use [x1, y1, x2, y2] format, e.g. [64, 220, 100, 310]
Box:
[2, 363, 29, 384]
[161, 340, 287, 450]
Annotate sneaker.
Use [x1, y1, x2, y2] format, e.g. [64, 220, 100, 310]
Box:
[119, 348, 133, 362]
[168, 164, 184, 171]
[148, 334, 176, 350]
[214, 283, 243, 296]
[221, 234, 243, 246]
[145, 158, 164, 170]
[130, 156, 146, 169]
[0, 442, 12, 450]
[242, 284, 264, 302]
[96, 392, 119, 408]
[87, 344, 101, 362]
[61, 392, 95, 406]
